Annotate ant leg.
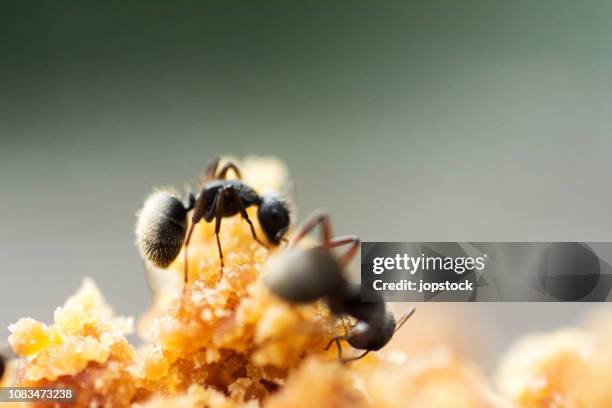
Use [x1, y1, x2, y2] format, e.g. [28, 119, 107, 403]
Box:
[213, 190, 225, 273]
[215, 228, 224, 270]
[394, 307, 416, 333]
[340, 350, 370, 363]
[324, 336, 346, 360]
[226, 186, 266, 247]
[183, 194, 206, 288]
[334, 338, 343, 360]
[320, 235, 360, 266]
[200, 156, 220, 183]
[217, 162, 242, 180]
[290, 211, 332, 248]
[325, 335, 346, 351]
[183, 223, 196, 288]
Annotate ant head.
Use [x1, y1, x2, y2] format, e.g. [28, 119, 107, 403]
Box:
[257, 194, 290, 245]
[265, 247, 346, 303]
[135, 191, 189, 268]
[347, 309, 396, 352]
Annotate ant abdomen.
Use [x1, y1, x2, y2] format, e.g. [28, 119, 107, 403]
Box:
[136, 191, 189, 268]
[266, 248, 346, 303]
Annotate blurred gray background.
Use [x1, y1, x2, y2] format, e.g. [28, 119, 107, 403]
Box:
[2, 1, 611, 370]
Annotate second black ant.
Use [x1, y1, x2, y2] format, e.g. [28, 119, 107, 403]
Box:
[265, 211, 415, 363]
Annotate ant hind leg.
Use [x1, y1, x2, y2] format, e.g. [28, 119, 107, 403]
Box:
[290, 211, 333, 248]
[217, 162, 242, 180]
[324, 335, 369, 363]
[200, 157, 221, 183]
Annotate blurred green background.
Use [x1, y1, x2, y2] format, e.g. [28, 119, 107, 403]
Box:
[2, 1, 612, 369]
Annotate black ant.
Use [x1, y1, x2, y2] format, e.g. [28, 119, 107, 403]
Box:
[136, 156, 291, 288]
[264, 212, 415, 363]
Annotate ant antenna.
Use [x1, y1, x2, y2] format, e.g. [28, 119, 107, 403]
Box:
[394, 307, 416, 333]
